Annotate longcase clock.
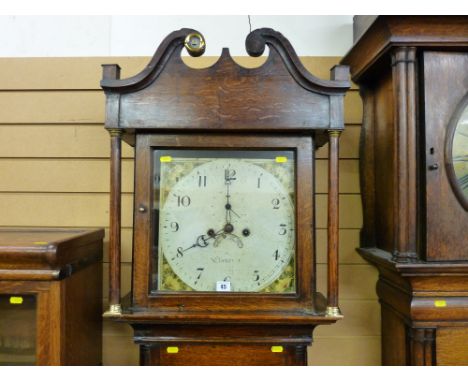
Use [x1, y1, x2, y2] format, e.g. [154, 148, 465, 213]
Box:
[101, 28, 350, 366]
[342, 16, 468, 366]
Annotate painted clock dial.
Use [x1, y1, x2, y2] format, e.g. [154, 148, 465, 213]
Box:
[449, 101, 468, 208]
[153, 150, 296, 293]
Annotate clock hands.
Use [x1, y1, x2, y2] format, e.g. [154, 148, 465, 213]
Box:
[172, 164, 251, 261]
[224, 168, 240, 224]
[217, 166, 252, 247]
[176, 228, 225, 257]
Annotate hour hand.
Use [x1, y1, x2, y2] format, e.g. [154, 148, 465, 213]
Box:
[182, 229, 224, 253]
[195, 234, 209, 248]
[183, 235, 210, 252]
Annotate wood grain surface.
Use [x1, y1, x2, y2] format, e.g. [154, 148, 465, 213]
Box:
[0, 55, 376, 365]
[344, 16, 468, 366]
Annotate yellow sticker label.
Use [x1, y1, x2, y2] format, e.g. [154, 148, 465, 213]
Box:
[166, 346, 179, 354]
[434, 300, 447, 308]
[160, 156, 172, 163]
[10, 296, 23, 305]
[275, 156, 288, 163]
[33, 241, 48, 245]
[271, 346, 284, 353]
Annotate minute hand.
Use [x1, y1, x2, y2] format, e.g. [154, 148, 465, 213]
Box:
[224, 170, 240, 223]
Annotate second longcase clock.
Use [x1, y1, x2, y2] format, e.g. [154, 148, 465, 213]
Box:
[101, 28, 350, 365]
[342, 15, 468, 365]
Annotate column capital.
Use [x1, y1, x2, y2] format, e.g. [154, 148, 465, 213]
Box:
[328, 130, 342, 137]
[106, 128, 123, 138]
[391, 46, 417, 66]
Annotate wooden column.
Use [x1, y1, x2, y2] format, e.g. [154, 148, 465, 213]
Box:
[105, 128, 123, 315]
[101, 64, 122, 317]
[391, 47, 418, 262]
[326, 130, 341, 316]
[358, 85, 376, 247]
[408, 328, 436, 366]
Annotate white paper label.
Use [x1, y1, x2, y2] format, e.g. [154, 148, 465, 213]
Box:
[216, 281, 231, 292]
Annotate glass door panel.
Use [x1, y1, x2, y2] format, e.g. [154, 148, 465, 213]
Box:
[0, 294, 37, 365]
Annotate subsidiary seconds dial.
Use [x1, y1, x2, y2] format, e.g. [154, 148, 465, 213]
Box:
[158, 158, 295, 292]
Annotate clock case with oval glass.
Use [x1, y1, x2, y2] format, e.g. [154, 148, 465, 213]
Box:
[101, 28, 350, 365]
[342, 16, 468, 366]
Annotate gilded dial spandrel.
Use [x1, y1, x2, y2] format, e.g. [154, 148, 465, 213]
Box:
[155, 152, 296, 293]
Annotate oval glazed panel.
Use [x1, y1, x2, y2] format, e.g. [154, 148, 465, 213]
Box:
[450, 101, 468, 208]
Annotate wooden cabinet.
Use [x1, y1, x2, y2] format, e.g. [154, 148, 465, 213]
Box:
[0, 228, 104, 365]
[342, 16, 468, 365]
[101, 28, 350, 365]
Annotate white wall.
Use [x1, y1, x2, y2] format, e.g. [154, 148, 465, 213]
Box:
[0, 15, 353, 57]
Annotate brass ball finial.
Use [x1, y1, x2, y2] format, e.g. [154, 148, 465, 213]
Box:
[184, 32, 206, 57]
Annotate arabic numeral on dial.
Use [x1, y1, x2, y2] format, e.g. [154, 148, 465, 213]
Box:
[253, 270, 260, 282]
[272, 198, 280, 209]
[273, 249, 280, 260]
[170, 222, 179, 232]
[225, 169, 236, 183]
[278, 224, 288, 235]
[176, 195, 191, 207]
[273, 249, 286, 263]
[176, 247, 184, 258]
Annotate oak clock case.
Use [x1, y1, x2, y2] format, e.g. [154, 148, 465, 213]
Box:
[101, 28, 350, 366]
[135, 135, 312, 312]
[447, 97, 468, 210]
[342, 15, 468, 366]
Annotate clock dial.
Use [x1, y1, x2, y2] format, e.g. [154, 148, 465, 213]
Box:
[154, 151, 296, 293]
[451, 103, 468, 204]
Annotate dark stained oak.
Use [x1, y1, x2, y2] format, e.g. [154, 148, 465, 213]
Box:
[101, 28, 349, 142]
[422, 51, 468, 261]
[343, 16, 468, 82]
[141, 344, 308, 366]
[359, 248, 468, 366]
[0, 228, 104, 365]
[132, 134, 318, 314]
[102, 27, 350, 366]
[107, 129, 122, 311]
[436, 328, 468, 366]
[0, 228, 103, 273]
[343, 16, 468, 365]
[327, 131, 340, 309]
